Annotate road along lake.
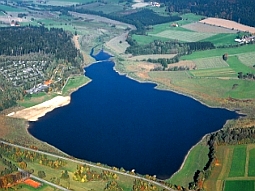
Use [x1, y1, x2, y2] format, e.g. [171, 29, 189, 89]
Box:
[29, 51, 240, 179]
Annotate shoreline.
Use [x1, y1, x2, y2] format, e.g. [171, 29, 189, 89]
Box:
[10, 96, 71, 121]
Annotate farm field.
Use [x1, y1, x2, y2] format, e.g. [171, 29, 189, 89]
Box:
[226, 56, 255, 74]
[192, 57, 229, 69]
[223, 180, 255, 191]
[200, 33, 238, 47]
[0, 5, 26, 12]
[189, 67, 236, 78]
[132, 34, 170, 45]
[228, 146, 246, 177]
[80, 2, 124, 14]
[182, 22, 237, 33]
[129, 53, 176, 61]
[181, 44, 255, 60]
[248, 149, 255, 176]
[238, 52, 255, 67]
[151, 30, 216, 42]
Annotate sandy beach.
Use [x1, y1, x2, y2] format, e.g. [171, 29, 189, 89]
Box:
[10, 96, 71, 121]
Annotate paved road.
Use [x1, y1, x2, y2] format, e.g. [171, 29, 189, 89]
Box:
[1, 140, 176, 191]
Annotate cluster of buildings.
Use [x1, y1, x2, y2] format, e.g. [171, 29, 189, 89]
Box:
[150, 1, 160, 7]
[234, 35, 255, 44]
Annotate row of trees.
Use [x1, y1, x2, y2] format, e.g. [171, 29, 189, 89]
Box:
[162, 0, 255, 27]
[238, 72, 255, 80]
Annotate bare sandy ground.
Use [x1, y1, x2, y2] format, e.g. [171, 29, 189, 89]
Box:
[200, 18, 255, 33]
[10, 96, 70, 121]
[105, 32, 130, 54]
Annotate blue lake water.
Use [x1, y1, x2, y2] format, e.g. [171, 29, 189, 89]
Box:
[28, 51, 239, 179]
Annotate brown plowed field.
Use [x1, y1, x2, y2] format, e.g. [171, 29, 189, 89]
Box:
[199, 18, 255, 33]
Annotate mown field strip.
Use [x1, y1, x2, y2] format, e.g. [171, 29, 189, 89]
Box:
[190, 68, 236, 77]
[151, 30, 216, 42]
[238, 52, 255, 67]
[228, 146, 246, 177]
[248, 149, 255, 176]
[193, 56, 229, 69]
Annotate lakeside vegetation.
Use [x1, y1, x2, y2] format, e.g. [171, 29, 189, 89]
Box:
[0, 0, 255, 190]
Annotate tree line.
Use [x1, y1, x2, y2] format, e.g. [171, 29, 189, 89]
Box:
[125, 39, 215, 68]
[162, 0, 255, 28]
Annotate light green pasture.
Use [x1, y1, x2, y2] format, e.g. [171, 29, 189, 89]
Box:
[132, 34, 170, 45]
[189, 67, 236, 78]
[151, 30, 216, 42]
[0, 5, 26, 12]
[181, 44, 255, 60]
[227, 56, 255, 74]
[201, 33, 238, 47]
[228, 146, 246, 177]
[238, 52, 255, 67]
[193, 57, 229, 69]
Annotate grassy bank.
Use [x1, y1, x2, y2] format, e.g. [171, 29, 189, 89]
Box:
[62, 75, 91, 96]
[166, 138, 209, 187]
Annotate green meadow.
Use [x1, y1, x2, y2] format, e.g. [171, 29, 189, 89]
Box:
[0, 5, 26, 12]
[181, 44, 255, 60]
[228, 146, 246, 177]
[224, 180, 255, 191]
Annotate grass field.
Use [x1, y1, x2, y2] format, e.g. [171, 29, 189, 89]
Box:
[18, 92, 58, 108]
[192, 57, 229, 69]
[167, 140, 209, 188]
[0, 5, 26, 12]
[248, 149, 255, 176]
[201, 33, 238, 47]
[228, 146, 246, 177]
[181, 44, 255, 60]
[238, 52, 255, 67]
[132, 34, 170, 45]
[224, 180, 255, 191]
[189, 67, 236, 78]
[227, 56, 255, 74]
[62, 75, 90, 96]
[151, 30, 216, 42]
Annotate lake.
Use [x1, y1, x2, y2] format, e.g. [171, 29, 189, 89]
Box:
[28, 51, 239, 179]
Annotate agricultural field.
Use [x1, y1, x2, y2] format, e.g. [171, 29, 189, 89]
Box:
[151, 30, 216, 42]
[0, 5, 26, 12]
[223, 180, 255, 191]
[248, 149, 255, 176]
[189, 67, 236, 78]
[182, 22, 237, 33]
[228, 146, 246, 177]
[227, 56, 255, 74]
[132, 34, 170, 45]
[238, 52, 255, 67]
[200, 33, 238, 47]
[203, 144, 255, 191]
[192, 57, 229, 69]
[181, 44, 255, 60]
[80, 2, 124, 14]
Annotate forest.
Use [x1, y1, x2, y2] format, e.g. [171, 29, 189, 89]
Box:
[0, 26, 78, 64]
[162, 0, 255, 28]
